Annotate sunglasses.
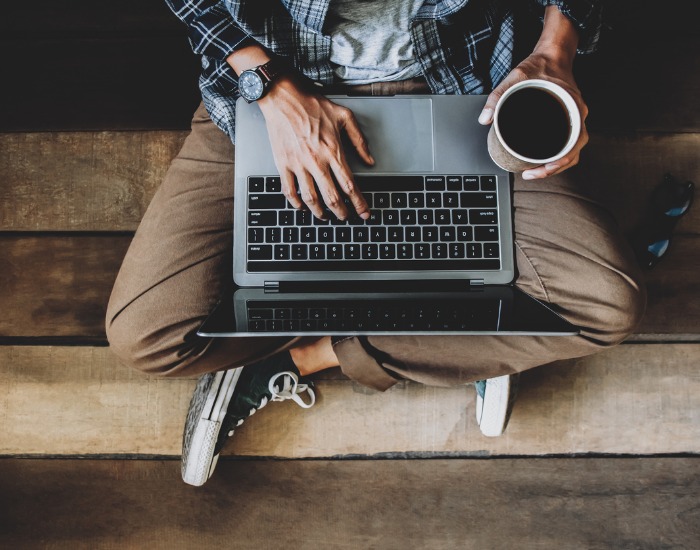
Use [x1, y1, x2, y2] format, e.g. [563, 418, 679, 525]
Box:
[630, 173, 695, 269]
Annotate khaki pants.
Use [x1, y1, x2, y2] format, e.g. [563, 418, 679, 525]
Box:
[106, 92, 646, 391]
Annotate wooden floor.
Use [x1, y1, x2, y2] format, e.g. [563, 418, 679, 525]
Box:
[1, 0, 700, 547]
[2, 458, 699, 550]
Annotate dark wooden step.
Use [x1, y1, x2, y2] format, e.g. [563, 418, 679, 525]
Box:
[1, 457, 698, 548]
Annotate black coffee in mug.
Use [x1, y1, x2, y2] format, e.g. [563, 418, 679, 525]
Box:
[497, 87, 571, 160]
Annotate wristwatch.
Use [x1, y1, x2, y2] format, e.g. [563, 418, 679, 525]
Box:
[238, 59, 284, 103]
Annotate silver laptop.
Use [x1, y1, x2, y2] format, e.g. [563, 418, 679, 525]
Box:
[199, 95, 577, 337]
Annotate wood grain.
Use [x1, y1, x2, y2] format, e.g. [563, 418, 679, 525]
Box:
[2, 344, 698, 457]
[0, 233, 698, 339]
[1, 457, 698, 549]
[2, 132, 698, 232]
[0, 132, 187, 231]
[0, 236, 130, 338]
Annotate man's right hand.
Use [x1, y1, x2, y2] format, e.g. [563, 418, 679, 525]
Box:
[257, 77, 374, 220]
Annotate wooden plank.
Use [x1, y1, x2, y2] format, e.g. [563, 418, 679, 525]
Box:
[1, 344, 698, 457]
[0, 236, 130, 339]
[1, 457, 698, 549]
[0, 232, 698, 340]
[0, 132, 187, 231]
[2, 132, 699, 233]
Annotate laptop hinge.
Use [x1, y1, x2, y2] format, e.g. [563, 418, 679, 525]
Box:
[470, 279, 485, 287]
[264, 281, 280, 293]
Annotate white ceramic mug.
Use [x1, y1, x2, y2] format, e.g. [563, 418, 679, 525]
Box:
[487, 79, 581, 173]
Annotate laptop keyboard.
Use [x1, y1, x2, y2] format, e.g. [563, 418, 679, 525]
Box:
[246, 175, 501, 272]
[246, 298, 501, 332]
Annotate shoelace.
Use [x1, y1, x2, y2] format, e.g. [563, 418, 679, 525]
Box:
[230, 371, 316, 434]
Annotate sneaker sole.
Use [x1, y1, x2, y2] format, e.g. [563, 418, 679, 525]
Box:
[182, 368, 242, 486]
[476, 375, 516, 437]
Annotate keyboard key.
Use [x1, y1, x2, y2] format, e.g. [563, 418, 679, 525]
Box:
[274, 308, 291, 320]
[380, 243, 396, 259]
[426, 176, 445, 190]
[265, 227, 281, 243]
[327, 244, 343, 259]
[463, 176, 480, 190]
[435, 209, 451, 224]
[400, 210, 417, 225]
[484, 243, 500, 258]
[470, 209, 498, 224]
[432, 243, 448, 258]
[249, 194, 286, 209]
[354, 175, 424, 191]
[475, 226, 499, 241]
[274, 245, 290, 260]
[370, 227, 387, 242]
[408, 193, 425, 208]
[374, 193, 391, 208]
[452, 209, 469, 224]
[405, 227, 421, 242]
[397, 244, 413, 259]
[449, 242, 466, 258]
[248, 211, 276, 226]
[383, 210, 400, 225]
[266, 177, 281, 192]
[426, 193, 441, 207]
[362, 244, 379, 259]
[422, 226, 439, 241]
[248, 308, 273, 320]
[279, 210, 295, 226]
[367, 211, 382, 225]
[283, 227, 299, 242]
[447, 176, 462, 190]
[336, 227, 352, 242]
[248, 228, 264, 243]
[353, 227, 369, 242]
[295, 210, 312, 225]
[460, 193, 497, 208]
[300, 228, 316, 242]
[457, 226, 473, 241]
[318, 227, 334, 242]
[388, 227, 404, 242]
[249, 177, 264, 192]
[443, 193, 459, 207]
[440, 227, 456, 241]
[418, 210, 433, 224]
[467, 243, 483, 258]
[310, 244, 325, 259]
[415, 243, 430, 258]
[481, 175, 497, 190]
[248, 245, 272, 260]
[292, 244, 307, 260]
[391, 193, 408, 208]
[345, 244, 361, 259]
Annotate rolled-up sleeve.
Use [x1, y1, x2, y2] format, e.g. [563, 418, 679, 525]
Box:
[165, 0, 250, 60]
[532, 0, 602, 54]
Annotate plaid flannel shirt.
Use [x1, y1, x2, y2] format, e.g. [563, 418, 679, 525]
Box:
[165, 0, 601, 142]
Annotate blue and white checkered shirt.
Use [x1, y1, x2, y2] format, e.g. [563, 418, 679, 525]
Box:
[165, 0, 601, 142]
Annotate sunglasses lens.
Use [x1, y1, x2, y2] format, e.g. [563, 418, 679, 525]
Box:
[647, 239, 669, 258]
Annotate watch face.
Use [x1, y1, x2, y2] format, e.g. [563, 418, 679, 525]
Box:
[239, 70, 264, 101]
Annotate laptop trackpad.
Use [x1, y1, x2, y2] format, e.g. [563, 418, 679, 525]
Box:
[335, 97, 435, 173]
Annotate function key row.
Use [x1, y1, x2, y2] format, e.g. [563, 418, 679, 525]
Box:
[248, 175, 497, 193]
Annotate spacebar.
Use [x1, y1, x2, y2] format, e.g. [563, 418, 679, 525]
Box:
[353, 175, 424, 191]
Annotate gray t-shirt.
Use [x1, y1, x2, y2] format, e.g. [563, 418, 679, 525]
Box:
[326, 0, 424, 84]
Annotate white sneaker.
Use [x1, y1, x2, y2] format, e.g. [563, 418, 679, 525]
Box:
[474, 374, 519, 437]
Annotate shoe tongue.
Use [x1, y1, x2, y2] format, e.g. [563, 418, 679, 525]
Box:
[229, 353, 299, 420]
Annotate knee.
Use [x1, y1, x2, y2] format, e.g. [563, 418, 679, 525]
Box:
[106, 308, 207, 378]
[573, 263, 647, 347]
